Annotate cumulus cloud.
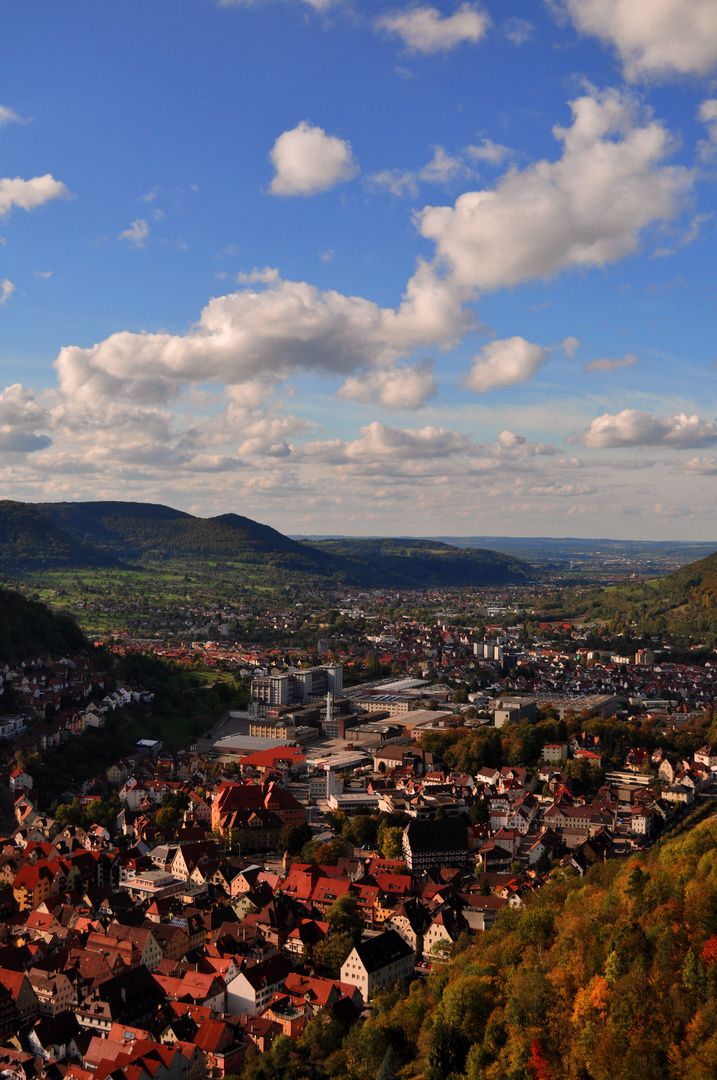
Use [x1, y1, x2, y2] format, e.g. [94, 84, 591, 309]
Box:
[463, 337, 549, 393]
[368, 146, 469, 197]
[583, 353, 639, 372]
[0, 279, 14, 305]
[376, 3, 490, 52]
[53, 270, 470, 409]
[503, 17, 534, 44]
[562, 336, 580, 359]
[33, 270, 52, 280]
[466, 139, 512, 166]
[299, 423, 558, 478]
[302, 420, 473, 465]
[0, 174, 71, 216]
[337, 361, 436, 409]
[682, 456, 717, 474]
[118, 218, 150, 248]
[0, 105, 25, 127]
[0, 384, 51, 454]
[579, 409, 717, 448]
[698, 98, 717, 159]
[416, 89, 692, 294]
[218, 0, 339, 8]
[562, 0, 717, 80]
[269, 121, 358, 196]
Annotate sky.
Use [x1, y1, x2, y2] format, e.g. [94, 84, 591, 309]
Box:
[2, 0, 717, 540]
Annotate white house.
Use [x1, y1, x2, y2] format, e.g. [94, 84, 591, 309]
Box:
[226, 955, 291, 1016]
[340, 930, 415, 1004]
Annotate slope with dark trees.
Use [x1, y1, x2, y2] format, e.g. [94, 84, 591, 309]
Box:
[0, 586, 87, 662]
[35, 500, 335, 576]
[0, 500, 533, 589]
[306, 536, 533, 587]
[0, 500, 117, 572]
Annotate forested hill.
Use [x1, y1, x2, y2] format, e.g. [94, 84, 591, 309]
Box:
[0, 587, 87, 661]
[253, 807, 717, 1080]
[549, 545, 717, 640]
[36, 501, 328, 568]
[0, 500, 117, 572]
[0, 500, 532, 588]
[306, 536, 533, 587]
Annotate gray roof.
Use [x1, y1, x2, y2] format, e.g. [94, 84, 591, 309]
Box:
[354, 929, 414, 973]
[403, 819, 469, 854]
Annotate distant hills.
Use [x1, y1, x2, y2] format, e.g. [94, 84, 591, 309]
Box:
[0, 500, 533, 589]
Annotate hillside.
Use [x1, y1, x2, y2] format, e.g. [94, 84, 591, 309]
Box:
[308, 536, 532, 587]
[0, 586, 87, 662]
[0, 500, 117, 573]
[36, 501, 334, 575]
[0, 500, 533, 589]
[243, 807, 717, 1080]
[548, 546, 717, 641]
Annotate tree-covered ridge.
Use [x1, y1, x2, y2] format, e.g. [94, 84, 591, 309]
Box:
[0, 586, 87, 660]
[241, 809, 717, 1080]
[307, 537, 532, 587]
[36, 501, 323, 563]
[0, 500, 116, 572]
[539, 546, 717, 642]
[0, 499, 532, 589]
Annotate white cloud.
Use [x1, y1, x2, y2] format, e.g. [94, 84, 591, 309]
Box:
[416, 89, 692, 294]
[269, 121, 358, 196]
[698, 98, 717, 159]
[140, 185, 162, 202]
[53, 270, 470, 409]
[368, 146, 469, 197]
[583, 353, 639, 372]
[463, 336, 549, 393]
[0, 279, 15, 305]
[32, 270, 52, 280]
[503, 17, 534, 44]
[376, 3, 490, 53]
[562, 0, 717, 80]
[580, 409, 717, 448]
[303, 420, 473, 464]
[118, 218, 150, 248]
[218, 0, 339, 8]
[0, 384, 51, 454]
[0, 174, 71, 217]
[236, 266, 280, 284]
[0, 105, 25, 127]
[466, 139, 512, 166]
[682, 456, 717, 474]
[337, 361, 436, 409]
[562, 336, 580, 359]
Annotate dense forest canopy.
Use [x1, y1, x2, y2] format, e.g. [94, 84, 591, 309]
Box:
[235, 809, 717, 1080]
[0, 586, 87, 661]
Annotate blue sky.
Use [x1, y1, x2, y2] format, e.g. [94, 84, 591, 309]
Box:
[2, 0, 717, 538]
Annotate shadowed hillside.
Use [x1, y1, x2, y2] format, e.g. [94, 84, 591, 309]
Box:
[0, 500, 533, 589]
[0, 500, 117, 572]
[0, 586, 87, 661]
